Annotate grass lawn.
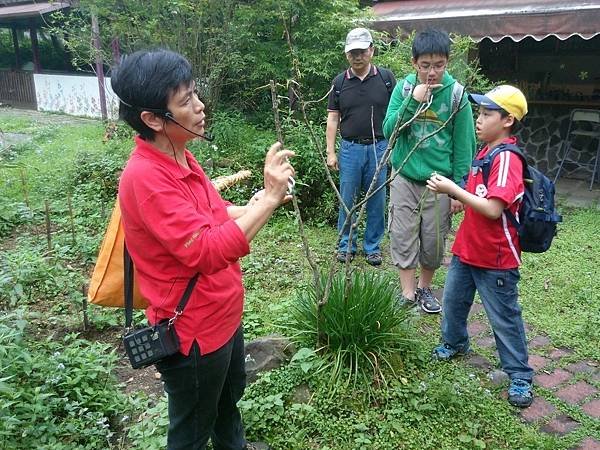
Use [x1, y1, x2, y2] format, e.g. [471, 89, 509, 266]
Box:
[0, 110, 598, 449]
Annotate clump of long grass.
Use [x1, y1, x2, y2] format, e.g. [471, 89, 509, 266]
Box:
[287, 270, 418, 395]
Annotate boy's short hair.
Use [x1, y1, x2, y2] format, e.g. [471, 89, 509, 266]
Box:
[412, 28, 450, 59]
[110, 49, 193, 140]
[499, 109, 523, 133]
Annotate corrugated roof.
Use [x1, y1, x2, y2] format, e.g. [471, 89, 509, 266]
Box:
[0, 1, 72, 25]
[372, 0, 600, 42]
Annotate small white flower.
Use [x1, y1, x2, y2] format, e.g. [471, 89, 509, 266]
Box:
[57, 363, 65, 370]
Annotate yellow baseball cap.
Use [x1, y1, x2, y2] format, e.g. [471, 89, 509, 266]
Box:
[469, 85, 528, 121]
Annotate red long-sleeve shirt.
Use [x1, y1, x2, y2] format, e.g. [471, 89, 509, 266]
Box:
[119, 136, 250, 355]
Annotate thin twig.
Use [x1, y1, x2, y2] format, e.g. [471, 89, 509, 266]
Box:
[269, 79, 320, 293]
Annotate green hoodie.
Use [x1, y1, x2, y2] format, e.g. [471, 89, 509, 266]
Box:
[383, 71, 476, 184]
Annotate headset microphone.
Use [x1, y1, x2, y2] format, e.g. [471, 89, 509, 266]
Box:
[164, 112, 214, 142]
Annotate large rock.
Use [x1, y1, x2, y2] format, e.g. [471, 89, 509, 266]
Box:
[244, 335, 295, 383]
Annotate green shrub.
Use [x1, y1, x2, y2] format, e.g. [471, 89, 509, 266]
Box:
[197, 111, 337, 222]
[122, 397, 168, 450]
[0, 201, 34, 238]
[287, 270, 418, 396]
[0, 244, 84, 308]
[69, 147, 128, 204]
[0, 312, 129, 448]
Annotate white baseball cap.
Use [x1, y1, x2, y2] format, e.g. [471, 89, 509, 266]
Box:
[344, 28, 373, 53]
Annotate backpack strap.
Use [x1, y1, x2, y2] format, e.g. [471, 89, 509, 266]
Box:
[451, 81, 465, 113]
[377, 67, 394, 96]
[333, 71, 346, 96]
[400, 79, 463, 112]
[335, 67, 394, 97]
[475, 143, 527, 229]
[478, 143, 525, 186]
[401, 79, 413, 99]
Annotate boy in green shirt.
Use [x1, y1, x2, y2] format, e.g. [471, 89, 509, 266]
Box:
[383, 28, 476, 313]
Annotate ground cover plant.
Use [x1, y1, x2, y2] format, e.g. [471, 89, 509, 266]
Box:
[1, 110, 598, 449]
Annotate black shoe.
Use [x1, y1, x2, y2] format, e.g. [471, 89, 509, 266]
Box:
[336, 251, 355, 263]
[415, 287, 442, 314]
[246, 443, 271, 450]
[365, 253, 382, 266]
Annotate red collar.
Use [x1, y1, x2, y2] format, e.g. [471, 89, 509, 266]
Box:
[345, 64, 377, 79]
[133, 135, 202, 180]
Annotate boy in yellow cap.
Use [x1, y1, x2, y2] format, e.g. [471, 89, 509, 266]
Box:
[425, 85, 534, 408]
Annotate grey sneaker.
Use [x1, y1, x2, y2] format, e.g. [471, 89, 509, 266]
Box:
[415, 287, 442, 314]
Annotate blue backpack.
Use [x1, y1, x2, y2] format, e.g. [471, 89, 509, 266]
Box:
[474, 143, 562, 253]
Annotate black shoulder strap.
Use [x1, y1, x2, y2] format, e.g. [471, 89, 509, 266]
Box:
[335, 68, 394, 96]
[124, 244, 199, 329]
[124, 243, 135, 329]
[478, 143, 525, 187]
[377, 67, 394, 95]
[333, 71, 346, 96]
[473, 143, 526, 229]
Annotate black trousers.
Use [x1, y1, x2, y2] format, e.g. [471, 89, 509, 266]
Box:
[155, 326, 247, 450]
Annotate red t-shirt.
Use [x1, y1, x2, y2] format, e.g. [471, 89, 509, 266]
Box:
[118, 136, 250, 356]
[452, 137, 524, 269]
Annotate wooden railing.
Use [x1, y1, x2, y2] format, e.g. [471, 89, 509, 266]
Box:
[0, 70, 37, 109]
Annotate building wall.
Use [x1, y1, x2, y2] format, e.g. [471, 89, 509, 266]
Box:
[517, 105, 598, 181]
[33, 73, 118, 119]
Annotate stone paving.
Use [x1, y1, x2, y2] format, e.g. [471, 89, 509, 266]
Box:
[464, 304, 600, 449]
[430, 287, 600, 449]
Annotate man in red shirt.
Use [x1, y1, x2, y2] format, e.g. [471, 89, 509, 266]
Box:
[425, 85, 534, 408]
[111, 49, 294, 449]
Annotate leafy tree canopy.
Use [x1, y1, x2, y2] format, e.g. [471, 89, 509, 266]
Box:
[49, 0, 364, 115]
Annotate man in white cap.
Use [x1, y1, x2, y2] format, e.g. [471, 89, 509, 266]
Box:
[326, 27, 396, 266]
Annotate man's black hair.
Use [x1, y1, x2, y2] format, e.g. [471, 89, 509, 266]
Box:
[412, 28, 451, 59]
[110, 49, 193, 140]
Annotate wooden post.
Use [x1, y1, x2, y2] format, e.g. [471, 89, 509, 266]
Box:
[19, 168, 29, 207]
[91, 13, 108, 120]
[44, 200, 52, 251]
[67, 193, 76, 245]
[111, 36, 121, 65]
[82, 285, 89, 331]
[29, 22, 41, 73]
[11, 27, 21, 70]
